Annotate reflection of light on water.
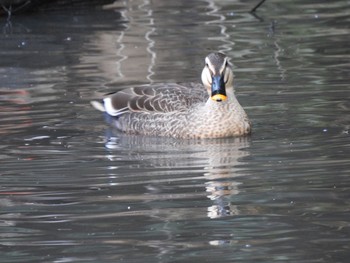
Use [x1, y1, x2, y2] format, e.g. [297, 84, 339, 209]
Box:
[268, 20, 287, 81]
[115, 31, 127, 79]
[104, 0, 156, 84]
[139, 0, 156, 83]
[205, 0, 235, 54]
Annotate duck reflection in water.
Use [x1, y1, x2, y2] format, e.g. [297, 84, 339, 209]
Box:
[102, 128, 250, 220]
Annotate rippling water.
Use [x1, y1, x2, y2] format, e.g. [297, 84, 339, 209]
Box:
[0, 0, 349, 262]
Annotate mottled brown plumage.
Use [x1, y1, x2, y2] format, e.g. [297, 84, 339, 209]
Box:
[91, 53, 251, 139]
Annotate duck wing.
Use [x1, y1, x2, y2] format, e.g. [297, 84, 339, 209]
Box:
[103, 83, 208, 117]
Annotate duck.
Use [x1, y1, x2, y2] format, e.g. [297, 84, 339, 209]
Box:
[91, 52, 251, 139]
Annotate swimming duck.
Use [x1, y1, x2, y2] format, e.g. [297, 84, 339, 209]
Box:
[91, 52, 251, 139]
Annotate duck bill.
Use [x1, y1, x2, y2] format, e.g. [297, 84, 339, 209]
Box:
[211, 75, 227, 102]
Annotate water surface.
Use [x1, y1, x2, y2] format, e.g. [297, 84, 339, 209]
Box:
[0, 0, 349, 262]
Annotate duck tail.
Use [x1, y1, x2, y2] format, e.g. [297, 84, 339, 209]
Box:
[90, 100, 106, 112]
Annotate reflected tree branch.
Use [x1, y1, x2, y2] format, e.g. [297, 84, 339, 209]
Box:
[251, 0, 267, 13]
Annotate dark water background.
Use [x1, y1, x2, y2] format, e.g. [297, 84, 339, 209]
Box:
[0, 0, 349, 262]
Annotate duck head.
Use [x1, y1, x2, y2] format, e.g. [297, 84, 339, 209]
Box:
[201, 52, 234, 102]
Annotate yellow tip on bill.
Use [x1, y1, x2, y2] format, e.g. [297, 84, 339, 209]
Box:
[211, 94, 227, 102]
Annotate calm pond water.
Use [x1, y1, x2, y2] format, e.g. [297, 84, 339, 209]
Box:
[0, 0, 349, 262]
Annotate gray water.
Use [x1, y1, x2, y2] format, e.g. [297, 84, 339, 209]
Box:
[0, 0, 349, 262]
